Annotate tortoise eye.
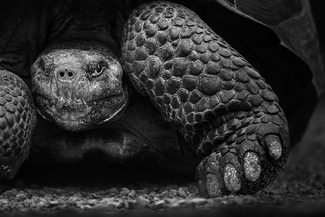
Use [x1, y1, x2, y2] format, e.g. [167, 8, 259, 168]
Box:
[91, 61, 107, 77]
[38, 58, 49, 77]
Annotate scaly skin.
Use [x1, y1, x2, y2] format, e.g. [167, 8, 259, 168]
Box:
[121, 1, 290, 196]
[0, 70, 37, 179]
[0, 1, 290, 197]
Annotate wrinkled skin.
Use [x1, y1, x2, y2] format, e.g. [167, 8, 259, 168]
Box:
[0, 0, 320, 197]
[32, 41, 127, 131]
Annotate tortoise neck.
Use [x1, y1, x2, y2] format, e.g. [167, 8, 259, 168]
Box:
[49, 0, 127, 55]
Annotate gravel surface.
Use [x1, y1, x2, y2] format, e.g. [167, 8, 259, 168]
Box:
[0, 97, 324, 217]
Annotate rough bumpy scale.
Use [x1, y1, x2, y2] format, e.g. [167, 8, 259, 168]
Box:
[122, 1, 289, 196]
[0, 71, 37, 179]
[0, 0, 322, 198]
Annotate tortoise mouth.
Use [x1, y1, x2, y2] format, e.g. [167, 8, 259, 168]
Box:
[34, 85, 129, 132]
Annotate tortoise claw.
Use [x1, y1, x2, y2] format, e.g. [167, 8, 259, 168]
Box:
[206, 173, 223, 197]
[196, 153, 224, 198]
[224, 163, 241, 192]
[265, 134, 282, 160]
[243, 152, 261, 182]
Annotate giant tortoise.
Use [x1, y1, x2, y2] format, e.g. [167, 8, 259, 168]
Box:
[0, 0, 323, 197]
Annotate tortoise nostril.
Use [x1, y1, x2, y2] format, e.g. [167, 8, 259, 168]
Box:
[59, 71, 65, 78]
[57, 70, 74, 79]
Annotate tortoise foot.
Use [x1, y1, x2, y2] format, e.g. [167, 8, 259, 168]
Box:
[123, 0, 292, 197]
[0, 70, 37, 180]
[196, 118, 289, 197]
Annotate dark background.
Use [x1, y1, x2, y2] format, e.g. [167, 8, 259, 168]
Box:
[311, 1, 325, 57]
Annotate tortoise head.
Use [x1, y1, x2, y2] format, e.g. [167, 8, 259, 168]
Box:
[31, 40, 128, 131]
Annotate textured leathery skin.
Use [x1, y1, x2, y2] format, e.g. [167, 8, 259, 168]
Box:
[0, 70, 36, 179]
[122, 1, 290, 196]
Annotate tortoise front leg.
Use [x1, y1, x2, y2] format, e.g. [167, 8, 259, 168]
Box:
[122, 1, 290, 197]
[0, 70, 37, 180]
